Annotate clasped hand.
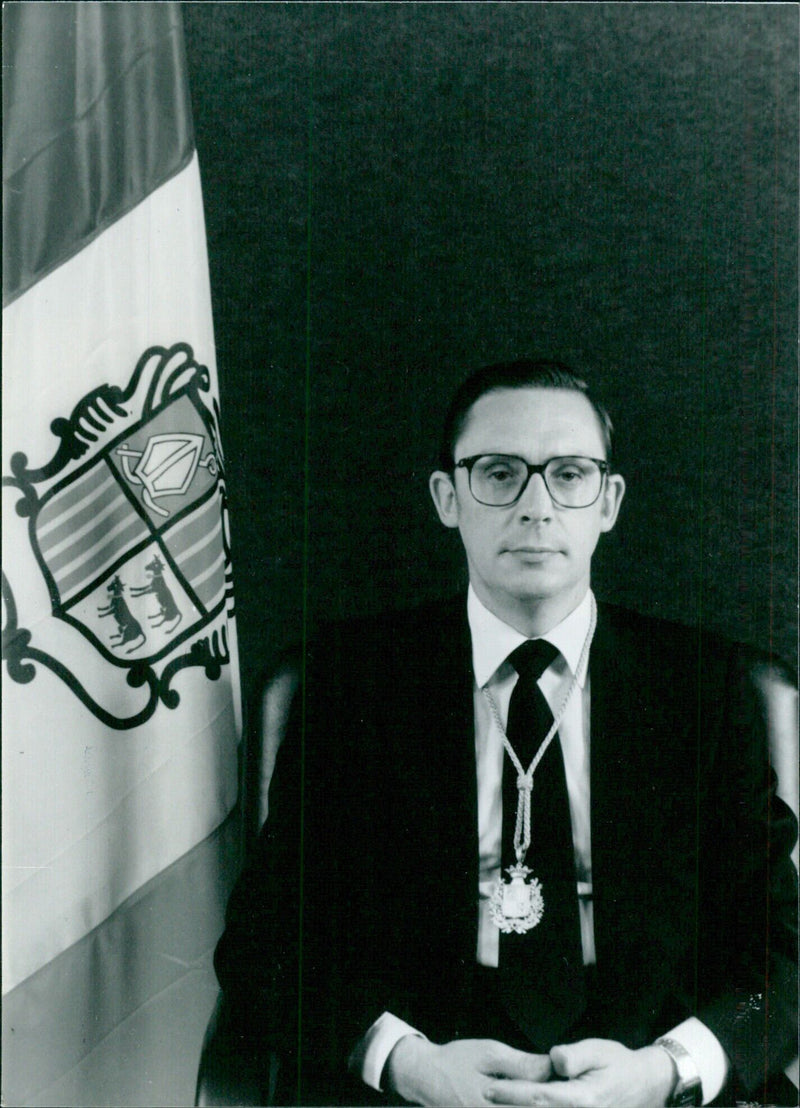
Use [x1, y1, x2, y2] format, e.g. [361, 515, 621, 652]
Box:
[384, 1035, 675, 1107]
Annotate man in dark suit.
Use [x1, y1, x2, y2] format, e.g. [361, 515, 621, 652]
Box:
[216, 361, 797, 1106]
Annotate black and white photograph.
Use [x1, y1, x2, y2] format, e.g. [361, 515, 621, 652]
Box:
[2, 3, 797, 1106]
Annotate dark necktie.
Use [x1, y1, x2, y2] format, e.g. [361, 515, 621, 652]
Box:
[498, 639, 586, 1048]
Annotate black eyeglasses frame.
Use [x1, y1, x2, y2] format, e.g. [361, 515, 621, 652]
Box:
[453, 454, 611, 509]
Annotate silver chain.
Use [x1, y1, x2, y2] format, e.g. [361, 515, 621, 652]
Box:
[481, 594, 597, 865]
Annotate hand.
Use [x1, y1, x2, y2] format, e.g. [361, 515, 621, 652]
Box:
[484, 1038, 675, 1107]
[384, 1035, 553, 1106]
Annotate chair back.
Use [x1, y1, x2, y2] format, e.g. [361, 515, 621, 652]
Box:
[243, 651, 300, 843]
[751, 659, 799, 870]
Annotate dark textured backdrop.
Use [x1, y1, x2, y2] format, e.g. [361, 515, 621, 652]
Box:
[182, 3, 798, 712]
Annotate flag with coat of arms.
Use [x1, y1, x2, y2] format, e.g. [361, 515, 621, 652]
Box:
[2, 4, 241, 1101]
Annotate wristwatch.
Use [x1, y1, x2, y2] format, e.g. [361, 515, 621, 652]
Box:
[654, 1036, 703, 1107]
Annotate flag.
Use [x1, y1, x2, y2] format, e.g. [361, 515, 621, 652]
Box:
[2, 3, 240, 1102]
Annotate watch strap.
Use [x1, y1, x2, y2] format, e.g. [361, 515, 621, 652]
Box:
[655, 1035, 703, 1107]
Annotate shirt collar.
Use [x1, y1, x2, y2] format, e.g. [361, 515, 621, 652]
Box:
[467, 585, 594, 690]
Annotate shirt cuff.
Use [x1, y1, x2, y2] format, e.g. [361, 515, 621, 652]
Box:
[662, 1017, 730, 1105]
[347, 1011, 427, 1092]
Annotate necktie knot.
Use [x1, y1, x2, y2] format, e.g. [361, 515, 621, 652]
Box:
[509, 639, 559, 686]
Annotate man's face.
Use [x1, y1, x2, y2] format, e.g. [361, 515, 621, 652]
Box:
[429, 387, 625, 632]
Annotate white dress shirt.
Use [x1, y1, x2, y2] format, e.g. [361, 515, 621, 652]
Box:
[471, 584, 595, 967]
[348, 587, 729, 1101]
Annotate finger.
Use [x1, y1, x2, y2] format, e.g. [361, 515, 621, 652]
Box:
[487, 1078, 588, 1106]
[549, 1037, 619, 1078]
[484, 1079, 545, 1106]
[483, 1043, 553, 1082]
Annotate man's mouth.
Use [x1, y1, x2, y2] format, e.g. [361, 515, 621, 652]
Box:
[504, 546, 561, 556]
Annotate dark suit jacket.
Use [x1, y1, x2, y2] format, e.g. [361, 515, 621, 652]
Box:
[215, 598, 798, 1106]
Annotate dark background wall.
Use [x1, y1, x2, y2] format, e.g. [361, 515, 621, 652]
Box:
[182, 2, 798, 714]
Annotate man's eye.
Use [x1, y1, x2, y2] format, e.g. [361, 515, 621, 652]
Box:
[552, 467, 584, 483]
[485, 468, 514, 482]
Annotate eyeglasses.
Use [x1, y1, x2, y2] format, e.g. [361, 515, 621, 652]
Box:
[454, 454, 610, 509]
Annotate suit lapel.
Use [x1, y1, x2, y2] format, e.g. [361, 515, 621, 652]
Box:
[589, 604, 693, 1038]
[395, 597, 479, 962]
[590, 607, 657, 973]
[431, 599, 480, 951]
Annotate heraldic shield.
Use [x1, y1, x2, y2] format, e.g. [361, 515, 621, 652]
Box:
[2, 344, 235, 729]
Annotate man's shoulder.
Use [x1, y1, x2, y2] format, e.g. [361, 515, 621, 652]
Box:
[317, 594, 465, 639]
[287, 596, 470, 722]
[596, 601, 709, 647]
[595, 600, 786, 680]
[306, 594, 468, 669]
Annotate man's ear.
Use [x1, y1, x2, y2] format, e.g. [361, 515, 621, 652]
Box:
[598, 472, 626, 533]
[429, 470, 460, 529]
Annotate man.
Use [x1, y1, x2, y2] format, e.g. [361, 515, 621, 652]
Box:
[216, 360, 798, 1106]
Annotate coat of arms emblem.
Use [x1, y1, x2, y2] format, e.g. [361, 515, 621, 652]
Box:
[2, 343, 234, 729]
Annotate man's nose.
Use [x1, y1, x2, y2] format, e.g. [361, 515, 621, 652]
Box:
[515, 471, 553, 521]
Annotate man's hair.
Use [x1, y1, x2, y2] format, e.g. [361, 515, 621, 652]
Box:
[438, 358, 615, 472]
